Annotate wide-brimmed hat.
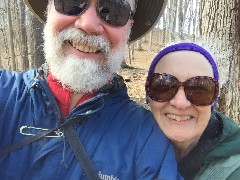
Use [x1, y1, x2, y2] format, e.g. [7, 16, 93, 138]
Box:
[23, 0, 167, 42]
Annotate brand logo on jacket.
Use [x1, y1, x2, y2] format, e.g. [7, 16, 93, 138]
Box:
[99, 171, 119, 180]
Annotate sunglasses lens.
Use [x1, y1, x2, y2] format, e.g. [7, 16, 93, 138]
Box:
[185, 77, 218, 105]
[98, 0, 131, 26]
[147, 74, 218, 106]
[54, 0, 131, 27]
[54, 0, 89, 16]
[148, 74, 179, 102]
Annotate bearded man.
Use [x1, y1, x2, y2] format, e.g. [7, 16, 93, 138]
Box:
[0, 0, 181, 179]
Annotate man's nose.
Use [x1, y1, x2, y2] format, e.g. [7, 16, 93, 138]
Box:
[169, 87, 192, 109]
[74, 2, 104, 35]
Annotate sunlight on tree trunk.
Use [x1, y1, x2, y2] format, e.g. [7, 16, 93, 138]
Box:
[200, 0, 240, 122]
[7, 0, 16, 71]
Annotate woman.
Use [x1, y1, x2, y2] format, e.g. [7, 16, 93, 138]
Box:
[145, 42, 240, 180]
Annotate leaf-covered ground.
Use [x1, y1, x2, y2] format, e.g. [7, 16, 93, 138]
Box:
[119, 49, 157, 109]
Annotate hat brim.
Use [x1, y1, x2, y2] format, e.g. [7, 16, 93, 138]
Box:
[24, 0, 167, 42]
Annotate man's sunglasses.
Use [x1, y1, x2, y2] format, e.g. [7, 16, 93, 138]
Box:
[54, 0, 134, 27]
[146, 73, 219, 106]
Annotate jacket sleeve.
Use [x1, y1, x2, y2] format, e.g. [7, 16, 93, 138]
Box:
[135, 124, 182, 180]
[157, 144, 184, 180]
[228, 166, 240, 180]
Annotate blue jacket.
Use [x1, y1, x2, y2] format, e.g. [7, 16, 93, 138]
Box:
[0, 69, 180, 180]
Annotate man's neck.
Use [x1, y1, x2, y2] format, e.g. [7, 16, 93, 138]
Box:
[69, 93, 85, 112]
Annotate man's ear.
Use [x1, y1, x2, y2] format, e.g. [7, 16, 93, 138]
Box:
[130, 19, 134, 28]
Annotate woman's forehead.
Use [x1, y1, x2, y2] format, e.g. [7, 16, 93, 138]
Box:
[154, 51, 214, 77]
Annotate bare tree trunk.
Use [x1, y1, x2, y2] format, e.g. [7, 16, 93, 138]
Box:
[187, 1, 193, 34]
[27, 10, 35, 68]
[158, 25, 162, 45]
[135, 40, 142, 51]
[178, 0, 184, 37]
[18, 0, 29, 71]
[127, 43, 134, 65]
[172, 0, 178, 41]
[131, 43, 134, 61]
[142, 35, 147, 43]
[0, 11, 9, 68]
[7, 0, 16, 70]
[200, 0, 240, 123]
[148, 30, 153, 49]
[33, 19, 44, 68]
[192, 0, 200, 38]
[164, 1, 173, 43]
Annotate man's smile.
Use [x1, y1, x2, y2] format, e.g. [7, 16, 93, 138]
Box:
[69, 40, 100, 53]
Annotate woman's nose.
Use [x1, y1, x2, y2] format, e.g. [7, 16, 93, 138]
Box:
[169, 87, 192, 109]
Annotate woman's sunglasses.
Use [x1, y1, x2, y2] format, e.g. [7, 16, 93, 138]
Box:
[54, 0, 134, 27]
[146, 73, 219, 106]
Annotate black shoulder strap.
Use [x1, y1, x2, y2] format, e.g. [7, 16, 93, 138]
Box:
[65, 125, 101, 179]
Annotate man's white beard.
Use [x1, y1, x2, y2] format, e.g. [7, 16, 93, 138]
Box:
[43, 22, 129, 93]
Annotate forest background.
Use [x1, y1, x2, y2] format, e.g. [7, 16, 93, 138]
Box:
[0, 0, 239, 124]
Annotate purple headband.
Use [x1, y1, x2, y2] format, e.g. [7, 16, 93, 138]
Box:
[147, 42, 219, 82]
